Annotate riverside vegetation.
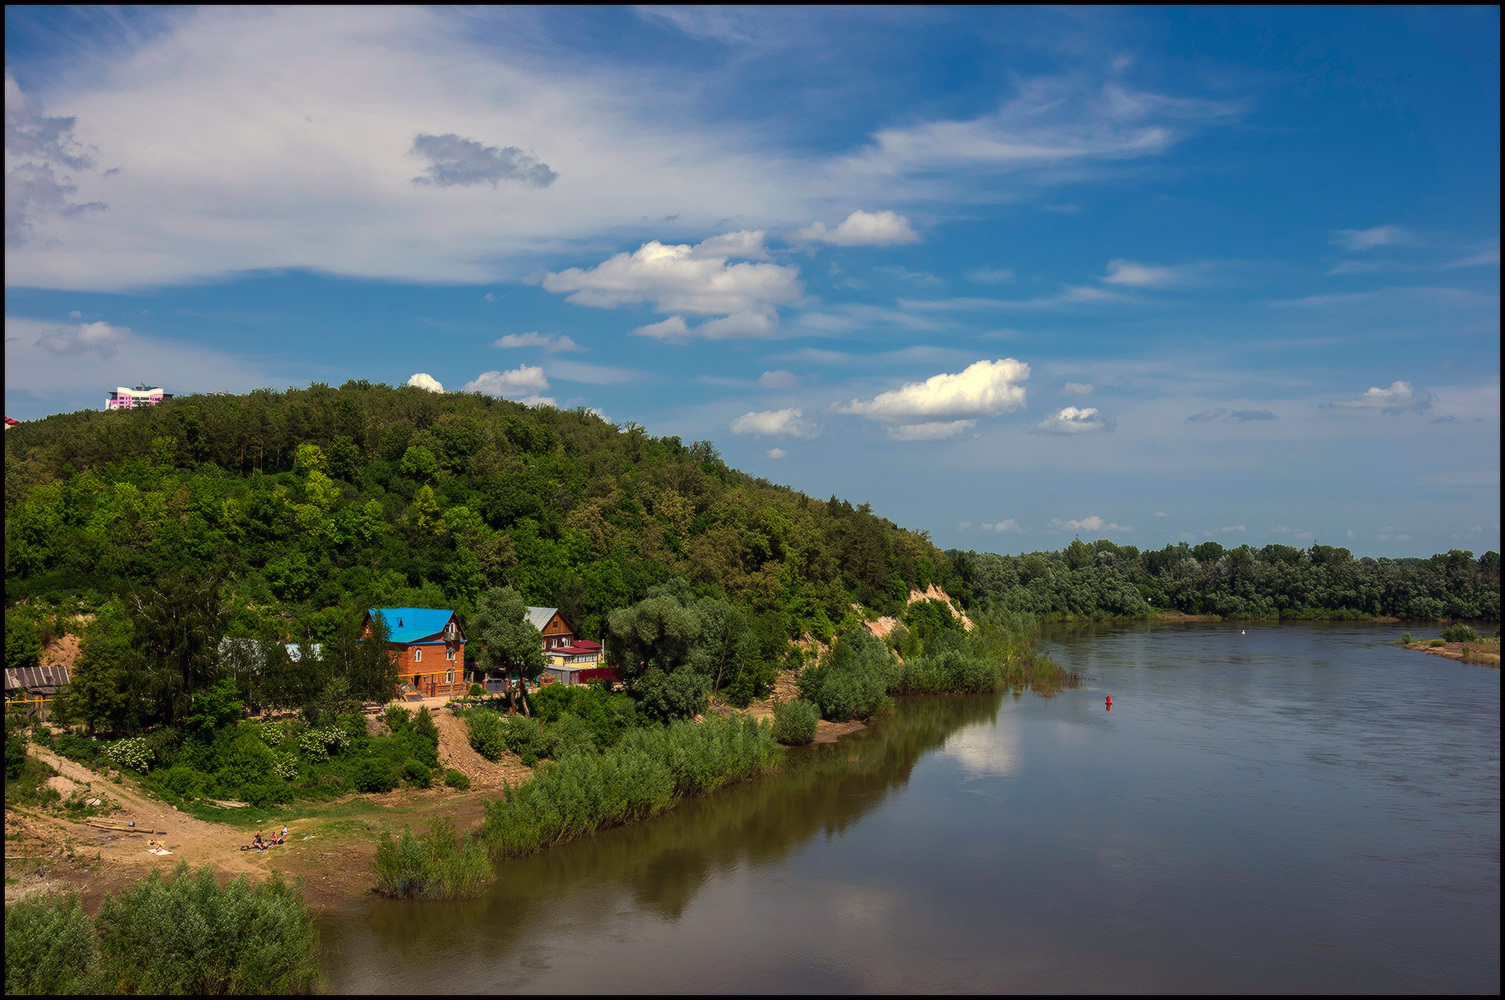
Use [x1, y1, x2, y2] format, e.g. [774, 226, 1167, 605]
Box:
[3, 862, 320, 995]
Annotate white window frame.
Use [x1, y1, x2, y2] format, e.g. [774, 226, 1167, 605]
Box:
[445, 670, 454, 684]
[414, 647, 422, 663]
[446, 647, 455, 661]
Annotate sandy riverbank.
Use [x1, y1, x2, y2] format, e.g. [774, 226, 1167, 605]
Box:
[1399, 636, 1500, 667]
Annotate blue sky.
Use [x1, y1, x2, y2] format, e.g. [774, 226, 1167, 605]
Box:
[4, 6, 1499, 557]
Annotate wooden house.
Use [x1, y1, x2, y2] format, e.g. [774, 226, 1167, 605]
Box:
[364, 607, 467, 699]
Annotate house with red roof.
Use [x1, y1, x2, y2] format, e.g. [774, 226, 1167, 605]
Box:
[364, 607, 467, 699]
[528, 607, 617, 687]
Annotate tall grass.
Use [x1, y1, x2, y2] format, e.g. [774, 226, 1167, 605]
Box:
[482, 714, 782, 857]
[94, 862, 320, 995]
[373, 818, 494, 900]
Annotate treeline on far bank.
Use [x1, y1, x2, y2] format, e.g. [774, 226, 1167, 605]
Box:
[946, 539, 1500, 622]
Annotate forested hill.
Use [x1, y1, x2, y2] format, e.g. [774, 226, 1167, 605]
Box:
[4, 382, 955, 640]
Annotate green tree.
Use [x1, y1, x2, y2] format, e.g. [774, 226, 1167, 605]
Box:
[468, 587, 544, 711]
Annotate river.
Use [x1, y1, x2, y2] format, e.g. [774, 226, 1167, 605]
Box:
[319, 622, 1501, 993]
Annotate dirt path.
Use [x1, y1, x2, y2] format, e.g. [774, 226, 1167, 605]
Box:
[721, 669, 867, 744]
[425, 705, 534, 790]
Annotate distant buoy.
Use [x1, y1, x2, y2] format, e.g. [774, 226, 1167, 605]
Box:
[1241, 630, 1246, 635]
[1105, 695, 1113, 711]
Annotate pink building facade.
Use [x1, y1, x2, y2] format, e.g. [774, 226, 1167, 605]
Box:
[106, 385, 174, 410]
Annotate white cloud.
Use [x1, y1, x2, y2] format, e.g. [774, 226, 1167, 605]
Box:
[1220, 525, 1246, 534]
[539, 231, 795, 314]
[758, 369, 798, 389]
[766, 447, 787, 459]
[1063, 381, 1094, 395]
[483, 292, 495, 301]
[966, 267, 1015, 285]
[886, 420, 976, 441]
[34, 320, 130, 357]
[1154, 511, 1169, 518]
[493, 331, 583, 352]
[1101, 259, 1186, 286]
[2, 10, 819, 291]
[1331, 225, 1410, 251]
[1037, 405, 1112, 434]
[462, 365, 549, 400]
[1049, 515, 1132, 533]
[829, 78, 1238, 186]
[406, 372, 444, 393]
[979, 519, 1022, 532]
[631, 316, 691, 340]
[1330, 380, 1433, 414]
[792, 209, 919, 247]
[835, 358, 1029, 422]
[729, 407, 822, 439]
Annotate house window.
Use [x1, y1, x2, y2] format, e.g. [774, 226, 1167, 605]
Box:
[445, 670, 454, 684]
[446, 647, 455, 661]
[414, 647, 422, 663]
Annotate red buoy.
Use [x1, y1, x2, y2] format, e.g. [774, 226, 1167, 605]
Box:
[1105, 695, 1113, 711]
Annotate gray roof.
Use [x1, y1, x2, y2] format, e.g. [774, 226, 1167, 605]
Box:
[525, 607, 559, 631]
[217, 638, 322, 664]
[5, 665, 70, 695]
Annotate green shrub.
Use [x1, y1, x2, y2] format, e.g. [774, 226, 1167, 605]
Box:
[372, 818, 493, 900]
[382, 704, 411, 734]
[520, 750, 538, 768]
[95, 862, 320, 994]
[444, 768, 471, 790]
[771, 699, 819, 745]
[469, 683, 485, 697]
[158, 765, 206, 798]
[1441, 624, 1479, 643]
[402, 759, 432, 788]
[1401, 631, 1413, 644]
[297, 725, 349, 762]
[4, 892, 99, 995]
[1429, 639, 1447, 647]
[5, 721, 26, 781]
[352, 758, 398, 793]
[51, 732, 102, 766]
[798, 630, 898, 722]
[461, 707, 506, 761]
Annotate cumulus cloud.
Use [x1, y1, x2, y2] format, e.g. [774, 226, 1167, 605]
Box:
[1101, 259, 1185, 286]
[886, 420, 976, 441]
[1154, 511, 1169, 518]
[979, 519, 1022, 532]
[1049, 515, 1131, 533]
[35, 320, 130, 357]
[1186, 407, 1277, 423]
[758, 369, 798, 389]
[793, 209, 919, 246]
[462, 365, 551, 404]
[766, 447, 787, 459]
[541, 230, 798, 341]
[1331, 380, 1433, 414]
[729, 408, 822, 439]
[1331, 225, 1410, 251]
[409, 133, 557, 188]
[406, 372, 445, 392]
[493, 331, 582, 352]
[835, 358, 1029, 424]
[1037, 405, 1112, 434]
[1063, 381, 1094, 395]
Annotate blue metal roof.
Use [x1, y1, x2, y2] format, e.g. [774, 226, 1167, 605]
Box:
[368, 608, 456, 644]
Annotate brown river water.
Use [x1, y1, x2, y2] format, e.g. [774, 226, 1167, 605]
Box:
[318, 622, 1500, 993]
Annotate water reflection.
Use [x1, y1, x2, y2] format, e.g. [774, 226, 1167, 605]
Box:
[321, 694, 1000, 990]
